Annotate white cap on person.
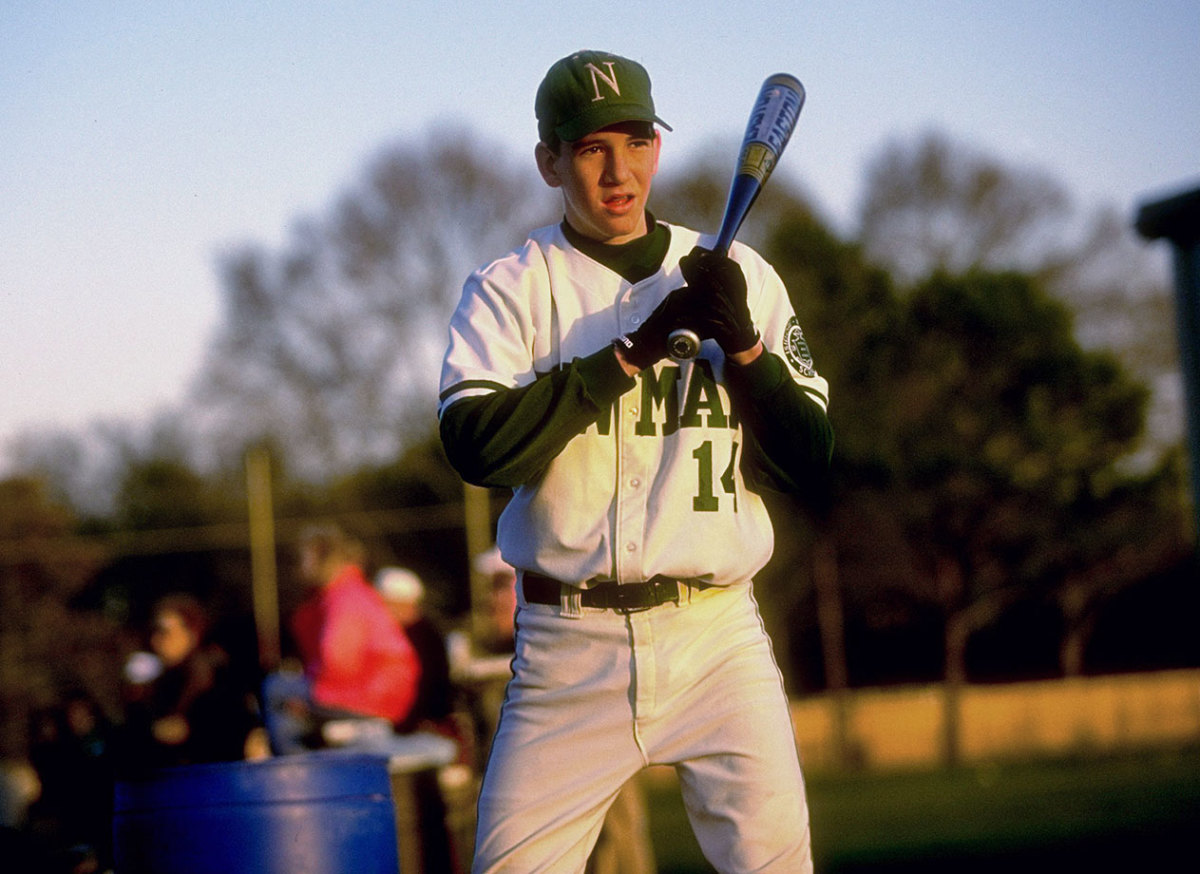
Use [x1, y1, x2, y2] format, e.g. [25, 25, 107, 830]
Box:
[376, 566, 425, 603]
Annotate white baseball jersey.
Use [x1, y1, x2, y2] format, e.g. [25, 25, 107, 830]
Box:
[438, 221, 829, 587]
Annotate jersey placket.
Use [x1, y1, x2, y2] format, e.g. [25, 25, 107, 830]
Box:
[612, 280, 653, 584]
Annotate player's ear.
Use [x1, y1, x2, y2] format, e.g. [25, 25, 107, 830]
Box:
[535, 142, 563, 188]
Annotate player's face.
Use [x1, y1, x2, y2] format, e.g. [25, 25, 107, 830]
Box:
[537, 122, 661, 244]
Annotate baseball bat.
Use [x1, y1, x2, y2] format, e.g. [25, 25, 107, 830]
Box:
[668, 73, 806, 360]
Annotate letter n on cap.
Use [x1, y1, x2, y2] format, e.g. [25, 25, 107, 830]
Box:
[586, 62, 620, 102]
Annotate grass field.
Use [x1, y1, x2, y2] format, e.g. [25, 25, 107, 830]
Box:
[647, 745, 1200, 873]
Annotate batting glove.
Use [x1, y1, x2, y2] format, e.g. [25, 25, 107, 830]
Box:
[614, 285, 695, 370]
[680, 246, 759, 355]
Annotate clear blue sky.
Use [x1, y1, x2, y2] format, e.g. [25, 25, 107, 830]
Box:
[2, 0, 1197, 469]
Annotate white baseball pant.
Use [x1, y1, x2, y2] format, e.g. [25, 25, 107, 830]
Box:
[471, 580, 813, 873]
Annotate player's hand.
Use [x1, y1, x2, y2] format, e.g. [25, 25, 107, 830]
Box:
[680, 246, 759, 354]
[616, 285, 695, 370]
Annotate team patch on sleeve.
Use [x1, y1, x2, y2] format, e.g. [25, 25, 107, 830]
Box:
[783, 316, 815, 376]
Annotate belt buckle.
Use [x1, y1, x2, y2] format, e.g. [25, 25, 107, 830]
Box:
[612, 579, 678, 614]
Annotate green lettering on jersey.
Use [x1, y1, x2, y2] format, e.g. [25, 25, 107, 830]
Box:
[680, 359, 728, 429]
[637, 366, 682, 436]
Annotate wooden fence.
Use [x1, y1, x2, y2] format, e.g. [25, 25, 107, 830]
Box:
[790, 668, 1200, 772]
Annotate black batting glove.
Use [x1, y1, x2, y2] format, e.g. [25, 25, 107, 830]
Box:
[679, 246, 759, 355]
[614, 285, 695, 370]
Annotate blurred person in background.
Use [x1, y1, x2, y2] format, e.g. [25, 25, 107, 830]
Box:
[262, 523, 456, 767]
[377, 565, 478, 871]
[446, 546, 519, 756]
[119, 593, 267, 771]
[375, 566, 454, 735]
[27, 691, 115, 873]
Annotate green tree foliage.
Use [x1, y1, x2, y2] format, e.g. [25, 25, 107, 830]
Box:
[767, 212, 901, 482]
[884, 271, 1151, 611]
[0, 478, 119, 756]
[759, 176, 1186, 695]
[115, 458, 216, 531]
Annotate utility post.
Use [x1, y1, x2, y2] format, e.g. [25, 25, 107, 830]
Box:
[463, 483, 494, 643]
[246, 446, 281, 673]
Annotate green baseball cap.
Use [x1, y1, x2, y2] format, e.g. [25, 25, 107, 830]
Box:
[536, 50, 672, 144]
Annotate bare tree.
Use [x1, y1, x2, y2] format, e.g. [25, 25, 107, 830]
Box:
[857, 130, 1072, 284]
[192, 126, 555, 480]
[1052, 207, 1183, 458]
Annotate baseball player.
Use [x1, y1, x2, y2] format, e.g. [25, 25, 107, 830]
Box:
[438, 50, 832, 873]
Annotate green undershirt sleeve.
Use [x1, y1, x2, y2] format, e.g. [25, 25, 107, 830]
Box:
[724, 351, 834, 493]
[440, 346, 634, 488]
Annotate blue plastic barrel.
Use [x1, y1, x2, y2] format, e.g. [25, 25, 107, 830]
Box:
[113, 750, 402, 873]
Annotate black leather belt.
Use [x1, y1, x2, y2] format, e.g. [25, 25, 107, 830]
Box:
[522, 572, 711, 614]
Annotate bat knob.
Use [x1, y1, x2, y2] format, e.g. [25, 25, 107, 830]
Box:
[668, 328, 701, 360]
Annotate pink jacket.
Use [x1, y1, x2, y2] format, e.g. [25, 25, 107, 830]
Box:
[291, 564, 420, 723]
